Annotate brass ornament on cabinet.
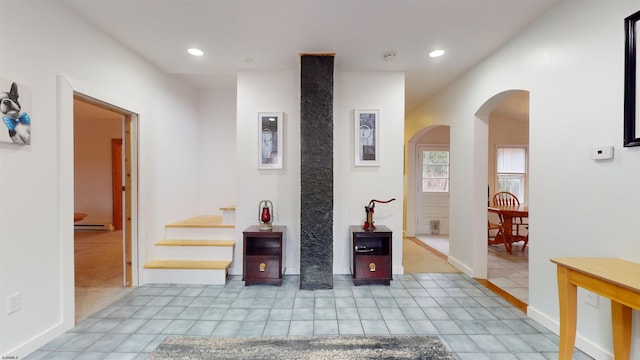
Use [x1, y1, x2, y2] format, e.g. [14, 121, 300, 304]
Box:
[369, 263, 376, 272]
[259, 263, 266, 272]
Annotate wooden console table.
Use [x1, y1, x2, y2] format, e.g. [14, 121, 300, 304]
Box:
[550, 257, 640, 360]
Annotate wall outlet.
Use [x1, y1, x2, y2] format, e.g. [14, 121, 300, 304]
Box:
[7, 293, 22, 314]
[584, 291, 599, 307]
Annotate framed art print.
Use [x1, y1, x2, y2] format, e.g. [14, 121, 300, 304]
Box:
[624, 10, 640, 146]
[0, 78, 32, 145]
[258, 112, 283, 169]
[354, 109, 379, 166]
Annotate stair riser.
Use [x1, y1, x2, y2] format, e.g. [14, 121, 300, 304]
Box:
[154, 246, 234, 261]
[164, 227, 235, 240]
[222, 211, 235, 225]
[144, 268, 227, 285]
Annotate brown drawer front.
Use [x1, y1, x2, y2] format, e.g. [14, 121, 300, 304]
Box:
[245, 256, 280, 279]
[354, 255, 390, 279]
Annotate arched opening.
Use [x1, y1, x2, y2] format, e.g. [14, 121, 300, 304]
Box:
[405, 125, 452, 263]
[477, 89, 530, 306]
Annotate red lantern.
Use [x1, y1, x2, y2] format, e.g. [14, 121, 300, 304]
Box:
[258, 200, 273, 230]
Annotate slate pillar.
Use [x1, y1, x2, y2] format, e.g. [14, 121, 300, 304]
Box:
[300, 54, 334, 290]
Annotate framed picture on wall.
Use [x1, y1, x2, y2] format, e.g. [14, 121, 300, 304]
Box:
[354, 109, 380, 166]
[624, 10, 640, 147]
[0, 78, 32, 145]
[258, 112, 283, 169]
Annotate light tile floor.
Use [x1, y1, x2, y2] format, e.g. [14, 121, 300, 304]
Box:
[416, 235, 529, 304]
[25, 274, 592, 360]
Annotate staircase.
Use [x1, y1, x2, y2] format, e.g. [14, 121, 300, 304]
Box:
[144, 206, 236, 285]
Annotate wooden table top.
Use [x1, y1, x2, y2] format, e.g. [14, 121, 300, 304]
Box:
[550, 257, 640, 293]
[488, 205, 528, 217]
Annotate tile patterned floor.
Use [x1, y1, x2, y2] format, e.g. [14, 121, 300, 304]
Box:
[416, 235, 529, 304]
[25, 274, 592, 360]
[487, 243, 529, 304]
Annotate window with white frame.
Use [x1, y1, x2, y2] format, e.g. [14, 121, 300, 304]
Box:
[496, 146, 527, 201]
[421, 150, 449, 192]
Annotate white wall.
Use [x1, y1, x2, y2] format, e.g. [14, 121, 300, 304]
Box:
[236, 71, 301, 275]
[74, 107, 122, 225]
[198, 88, 238, 214]
[0, 1, 201, 357]
[334, 72, 405, 274]
[406, 1, 640, 358]
[235, 70, 404, 276]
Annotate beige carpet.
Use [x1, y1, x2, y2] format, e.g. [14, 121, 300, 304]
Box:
[403, 237, 460, 273]
[75, 230, 132, 322]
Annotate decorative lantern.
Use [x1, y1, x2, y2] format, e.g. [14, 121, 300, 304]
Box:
[258, 200, 274, 230]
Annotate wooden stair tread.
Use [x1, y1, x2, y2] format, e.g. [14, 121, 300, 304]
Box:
[144, 259, 231, 270]
[157, 239, 235, 247]
[166, 215, 234, 228]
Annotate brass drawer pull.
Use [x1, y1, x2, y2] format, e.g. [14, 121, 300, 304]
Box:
[259, 263, 266, 272]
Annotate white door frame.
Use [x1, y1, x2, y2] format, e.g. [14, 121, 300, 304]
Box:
[57, 75, 141, 328]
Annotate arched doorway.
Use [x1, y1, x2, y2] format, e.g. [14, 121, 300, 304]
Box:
[477, 89, 530, 306]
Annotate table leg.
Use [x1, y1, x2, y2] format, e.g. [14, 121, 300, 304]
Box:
[611, 300, 632, 360]
[502, 216, 513, 254]
[557, 266, 577, 360]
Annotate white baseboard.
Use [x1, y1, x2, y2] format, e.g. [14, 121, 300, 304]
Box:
[4, 320, 70, 359]
[393, 265, 405, 275]
[447, 255, 472, 277]
[527, 306, 613, 360]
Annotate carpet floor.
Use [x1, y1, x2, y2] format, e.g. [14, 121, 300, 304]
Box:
[402, 237, 460, 274]
[147, 335, 454, 360]
[75, 230, 132, 322]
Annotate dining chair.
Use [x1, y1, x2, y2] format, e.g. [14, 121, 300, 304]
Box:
[492, 191, 520, 207]
[487, 216, 503, 244]
[492, 191, 528, 251]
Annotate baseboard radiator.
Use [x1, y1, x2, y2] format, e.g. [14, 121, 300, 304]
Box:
[74, 223, 115, 231]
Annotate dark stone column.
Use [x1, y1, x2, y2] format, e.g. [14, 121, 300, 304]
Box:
[299, 54, 334, 290]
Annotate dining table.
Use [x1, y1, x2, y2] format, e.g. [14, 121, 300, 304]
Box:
[488, 204, 528, 254]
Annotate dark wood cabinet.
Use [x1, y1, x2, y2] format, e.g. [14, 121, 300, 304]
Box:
[243, 225, 285, 286]
[350, 225, 392, 285]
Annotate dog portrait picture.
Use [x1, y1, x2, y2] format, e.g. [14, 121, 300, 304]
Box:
[0, 78, 32, 145]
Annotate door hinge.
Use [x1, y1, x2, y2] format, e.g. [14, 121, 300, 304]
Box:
[122, 186, 126, 191]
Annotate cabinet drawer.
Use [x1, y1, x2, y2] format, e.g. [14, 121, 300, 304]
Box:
[245, 255, 280, 280]
[354, 255, 391, 279]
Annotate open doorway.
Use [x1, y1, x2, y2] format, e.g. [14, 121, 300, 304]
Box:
[485, 90, 530, 306]
[73, 96, 136, 322]
[405, 125, 453, 266]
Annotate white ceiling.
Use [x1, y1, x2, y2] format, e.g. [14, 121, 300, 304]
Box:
[61, 0, 557, 116]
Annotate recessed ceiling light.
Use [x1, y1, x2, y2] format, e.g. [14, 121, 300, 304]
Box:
[429, 49, 445, 58]
[187, 48, 204, 57]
